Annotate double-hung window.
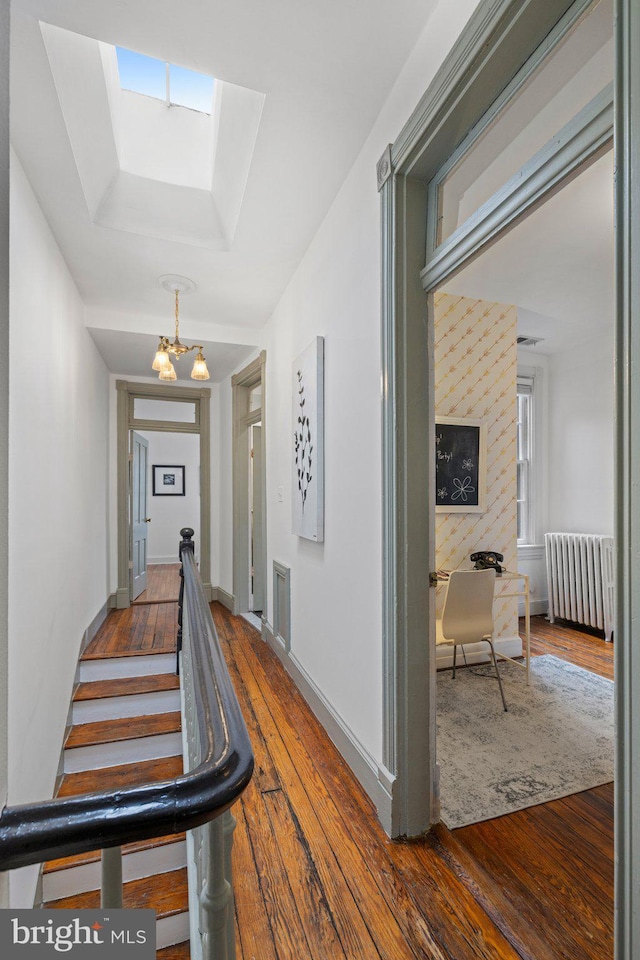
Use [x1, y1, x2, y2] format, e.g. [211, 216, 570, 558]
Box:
[516, 377, 534, 544]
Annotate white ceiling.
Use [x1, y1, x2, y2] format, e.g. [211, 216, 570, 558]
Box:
[11, 0, 438, 381]
[442, 149, 614, 355]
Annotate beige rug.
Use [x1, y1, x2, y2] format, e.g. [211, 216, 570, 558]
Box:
[436, 655, 614, 829]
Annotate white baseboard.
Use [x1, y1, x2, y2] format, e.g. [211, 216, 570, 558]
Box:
[261, 619, 394, 831]
[148, 556, 196, 565]
[211, 587, 234, 612]
[519, 598, 548, 616]
[81, 599, 110, 654]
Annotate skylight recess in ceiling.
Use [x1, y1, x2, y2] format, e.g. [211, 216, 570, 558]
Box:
[116, 47, 215, 114]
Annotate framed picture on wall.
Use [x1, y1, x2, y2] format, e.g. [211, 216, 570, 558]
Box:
[152, 465, 185, 496]
[292, 336, 324, 542]
[435, 417, 486, 513]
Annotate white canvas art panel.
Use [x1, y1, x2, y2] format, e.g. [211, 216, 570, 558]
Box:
[292, 336, 324, 541]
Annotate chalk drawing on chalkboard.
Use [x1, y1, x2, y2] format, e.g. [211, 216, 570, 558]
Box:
[435, 416, 486, 514]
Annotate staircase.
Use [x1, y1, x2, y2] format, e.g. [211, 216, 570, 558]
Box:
[43, 644, 191, 957]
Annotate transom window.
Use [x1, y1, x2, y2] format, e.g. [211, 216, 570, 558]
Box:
[116, 47, 215, 114]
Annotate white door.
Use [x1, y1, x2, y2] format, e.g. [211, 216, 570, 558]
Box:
[251, 425, 265, 612]
[131, 432, 149, 600]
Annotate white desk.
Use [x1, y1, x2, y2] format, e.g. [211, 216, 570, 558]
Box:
[435, 569, 531, 684]
[493, 570, 530, 684]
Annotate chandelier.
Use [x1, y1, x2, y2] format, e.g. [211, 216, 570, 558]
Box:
[152, 277, 210, 381]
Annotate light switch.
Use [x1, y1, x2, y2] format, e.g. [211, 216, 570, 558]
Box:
[277, 485, 284, 502]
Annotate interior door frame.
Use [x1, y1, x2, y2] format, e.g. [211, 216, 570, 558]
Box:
[116, 380, 211, 607]
[250, 422, 265, 611]
[380, 0, 637, 948]
[130, 431, 150, 600]
[231, 352, 266, 617]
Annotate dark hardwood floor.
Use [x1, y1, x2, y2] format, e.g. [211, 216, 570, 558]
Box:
[82, 601, 178, 658]
[133, 563, 181, 605]
[213, 604, 614, 960]
[526, 613, 614, 680]
[76, 599, 613, 959]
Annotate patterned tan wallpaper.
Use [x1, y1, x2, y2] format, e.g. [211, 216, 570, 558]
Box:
[434, 292, 518, 641]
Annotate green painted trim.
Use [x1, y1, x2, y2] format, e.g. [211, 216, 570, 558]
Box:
[391, 0, 578, 180]
[272, 561, 291, 653]
[124, 381, 206, 401]
[425, 0, 596, 254]
[379, 171, 397, 782]
[231, 352, 266, 617]
[380, 0, 598, 839]
[115, 587, 129, 610]
[215, 587, 234, 613]
[199, 386, 212, 601]
[422, 84, 613, 292]
[128, 419, 199, 435]
[615, 0, 640, 951]
[116, 380, 212, 607]
[116, 381, 130, 607]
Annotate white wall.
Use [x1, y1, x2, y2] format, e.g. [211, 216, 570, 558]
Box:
[138, 431, 200, 563]
[516, 329, 615, 616]
[217, 0, 482, 767]
[9, 152, 109, 905]
[547, 328, 614, 535]
[0, 0, 10, 910]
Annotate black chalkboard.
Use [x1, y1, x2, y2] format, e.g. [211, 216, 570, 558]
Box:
[435, 418, 485, 511]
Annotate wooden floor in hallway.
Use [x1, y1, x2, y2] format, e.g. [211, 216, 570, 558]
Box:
[214, 605, 614, 960]
[76, 601, 613, 959]
[133, 564, 181, 605]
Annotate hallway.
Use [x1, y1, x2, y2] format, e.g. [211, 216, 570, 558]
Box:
[49, 599, 613, 959]
[218, 607, 613, 960]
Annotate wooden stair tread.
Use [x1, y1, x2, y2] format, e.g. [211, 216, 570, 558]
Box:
[65, 713, 181, 749]
[44, 832, 186, 873]
[157, 943, 190, 960]
[57, 756, 183, 797]
[80, 646, 176, 662]
[45, 867, 188, 917]
[74, 674, 179, 701]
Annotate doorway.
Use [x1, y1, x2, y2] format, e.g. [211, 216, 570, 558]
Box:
[250, 422, 265, 615]
[131, 428, 201, 605]
[379, 0, 640, 951]
[131, 431, 149, 599]
[232, 352, 267, 618]
[378, 0, 615, 836]
[433, 148, 614, 836]
[115, 380, 212, 608]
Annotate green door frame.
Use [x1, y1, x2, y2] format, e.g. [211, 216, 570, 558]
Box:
[115, 380, 212, 608]
[380, 0, 638, 950]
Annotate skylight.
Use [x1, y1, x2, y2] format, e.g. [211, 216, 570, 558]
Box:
[116, 47, 215, 114]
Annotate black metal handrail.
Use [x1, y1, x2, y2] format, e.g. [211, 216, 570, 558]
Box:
[0, 530, 254, 871]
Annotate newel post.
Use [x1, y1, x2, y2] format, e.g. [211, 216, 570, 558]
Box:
[177, 528, 194, 674]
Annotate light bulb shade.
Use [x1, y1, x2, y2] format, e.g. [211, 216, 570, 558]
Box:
[159, 361, 177, 381]
[191, 352, 210, 381]
[152, 345, 171, 371]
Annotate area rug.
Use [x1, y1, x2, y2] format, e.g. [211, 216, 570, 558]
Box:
[436, 654, 614, 829]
